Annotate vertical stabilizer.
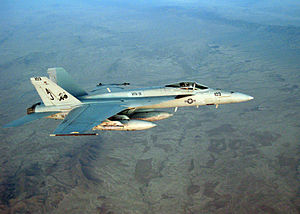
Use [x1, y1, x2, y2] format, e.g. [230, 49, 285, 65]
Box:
[47, 67, 88, 97]
[30, 77, 82, 106]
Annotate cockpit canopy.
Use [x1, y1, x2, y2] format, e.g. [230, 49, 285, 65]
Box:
[165, 82, 208, 90]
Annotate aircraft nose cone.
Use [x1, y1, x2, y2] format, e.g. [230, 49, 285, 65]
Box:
[244, 94, 254, 101]
[234, 93, 254, 102]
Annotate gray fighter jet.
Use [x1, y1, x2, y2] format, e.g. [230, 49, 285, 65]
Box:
[3, 68, 253, 136]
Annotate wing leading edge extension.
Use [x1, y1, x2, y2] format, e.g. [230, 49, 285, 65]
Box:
[52, 103, 126, 135]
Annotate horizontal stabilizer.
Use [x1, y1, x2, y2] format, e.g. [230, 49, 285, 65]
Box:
[3, 112, 59, 128]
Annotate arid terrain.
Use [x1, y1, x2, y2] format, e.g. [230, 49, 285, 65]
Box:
[0, 1, 299, 213]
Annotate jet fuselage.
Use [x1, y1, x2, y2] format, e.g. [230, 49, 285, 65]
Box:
[3, 67, 254, 136]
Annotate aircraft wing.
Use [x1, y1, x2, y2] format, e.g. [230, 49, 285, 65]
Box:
[52, 95, 176, 135]
[52, 103, 126, 135]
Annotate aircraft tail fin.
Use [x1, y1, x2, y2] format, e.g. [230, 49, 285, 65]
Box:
[47, 67, 88, 97]
[30, 77, 82, 106]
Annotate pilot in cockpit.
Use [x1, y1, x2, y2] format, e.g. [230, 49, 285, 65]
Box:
[180, 82, 194, 90]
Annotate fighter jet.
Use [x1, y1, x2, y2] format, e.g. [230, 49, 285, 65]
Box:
[3, 67, 253, 136]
